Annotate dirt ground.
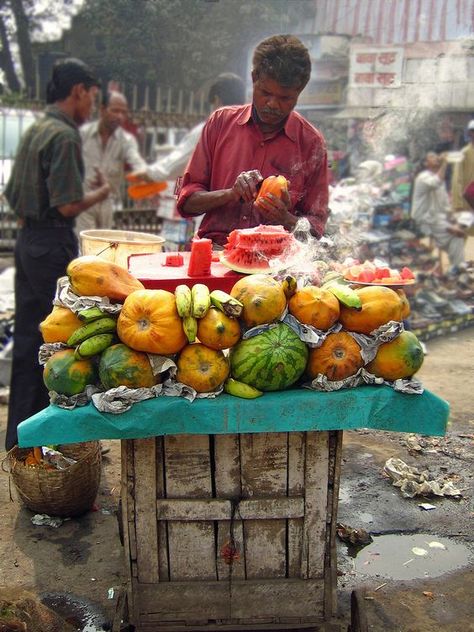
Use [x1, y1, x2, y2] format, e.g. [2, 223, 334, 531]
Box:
[0, 240, 473, 630]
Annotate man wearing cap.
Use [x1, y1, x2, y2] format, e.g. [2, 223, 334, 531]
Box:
[3, 58, 110, 451]
[451, 120, 474, 229]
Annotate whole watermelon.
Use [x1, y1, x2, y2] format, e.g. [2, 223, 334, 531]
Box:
[229, 323, 308, 391]
[43, 349, 97, 395]
[99, 343, 157, 390]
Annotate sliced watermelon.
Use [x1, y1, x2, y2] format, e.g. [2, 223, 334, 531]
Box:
[222, 225, 296, 274]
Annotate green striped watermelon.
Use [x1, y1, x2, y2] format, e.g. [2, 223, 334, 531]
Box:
[229, 323, 308, 391]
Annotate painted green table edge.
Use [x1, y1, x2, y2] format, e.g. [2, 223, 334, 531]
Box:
[17, 385, 449, 447]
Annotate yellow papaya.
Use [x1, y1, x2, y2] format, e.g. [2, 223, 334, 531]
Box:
[39, 306, 82, 344]
[67, 255, 144, 302]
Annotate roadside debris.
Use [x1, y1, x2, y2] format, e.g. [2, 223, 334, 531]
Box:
[418, 502, 437, 510]
[336, 522, 373, 547]
[30, 514, 63, 528]
[383, 457, 462, 498]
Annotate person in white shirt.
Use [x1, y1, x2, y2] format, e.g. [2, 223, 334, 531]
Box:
[411, 151, 466, 271]
[76, 90, 146, 235]
[131, 73, 246, 184]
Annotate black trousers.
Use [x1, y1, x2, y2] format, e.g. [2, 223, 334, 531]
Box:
[5, 226, 78, 450]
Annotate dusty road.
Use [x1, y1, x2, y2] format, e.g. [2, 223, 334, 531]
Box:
[0, 327, 472, 631]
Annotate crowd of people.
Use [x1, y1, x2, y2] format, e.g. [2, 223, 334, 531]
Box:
[3, 32, 474, 450]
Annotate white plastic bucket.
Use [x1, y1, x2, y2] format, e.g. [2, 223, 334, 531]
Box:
[80, 229, 165, 269]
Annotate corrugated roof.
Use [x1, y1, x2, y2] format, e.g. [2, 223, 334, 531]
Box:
[310, 0, 474, 45]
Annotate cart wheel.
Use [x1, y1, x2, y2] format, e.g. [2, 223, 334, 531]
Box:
[348, 589, 369, 632]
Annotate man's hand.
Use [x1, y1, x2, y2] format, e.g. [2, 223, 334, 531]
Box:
[127, 170, 153, 183]
[232, 170, 263, 203]
[88, 167, 108, 190]
[254, 187, 296, 229]
[447, 224, 467, 238]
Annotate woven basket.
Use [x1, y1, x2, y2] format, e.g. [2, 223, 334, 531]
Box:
[8, 442, 102, 517]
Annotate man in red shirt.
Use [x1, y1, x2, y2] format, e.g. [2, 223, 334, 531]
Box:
[177, 34, 329, 246]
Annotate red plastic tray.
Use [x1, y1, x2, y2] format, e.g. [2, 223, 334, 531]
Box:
[128, 251, 244, 292]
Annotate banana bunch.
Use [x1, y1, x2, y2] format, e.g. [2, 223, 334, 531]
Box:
[175, 284, 212, 343]
[209, 290, 243, 318]
[67, 308, 117, 358]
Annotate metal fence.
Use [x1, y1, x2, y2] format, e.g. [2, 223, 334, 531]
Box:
[0, 103, 203, 252]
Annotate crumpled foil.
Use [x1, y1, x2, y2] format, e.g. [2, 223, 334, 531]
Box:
[384, 457, 462, 498]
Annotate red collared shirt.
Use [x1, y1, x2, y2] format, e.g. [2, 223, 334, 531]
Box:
[177, 104, 329, 246]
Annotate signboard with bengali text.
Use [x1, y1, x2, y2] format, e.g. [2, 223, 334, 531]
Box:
[350, 47, 403, 88]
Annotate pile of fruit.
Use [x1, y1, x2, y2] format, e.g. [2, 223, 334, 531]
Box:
[39, 254, 425, 403]
[341, 259, 415, 285]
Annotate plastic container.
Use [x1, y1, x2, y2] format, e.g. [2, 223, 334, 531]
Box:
[80, 229, 165, 269]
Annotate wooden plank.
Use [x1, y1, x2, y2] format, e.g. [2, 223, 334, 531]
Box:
[155, 436, 169, 581]
[288, 432, 305, 495]
[240, 433, 289, 579]
[155, 497, 304, 521]
[164, 435, 216, 581]
[302, 431, 329, 580]
[134, 438, 159, 583]
[136, 579, 323, 624]
[324, 430, 343, 619]
[240, 433, 288, 496]
[214, 434, 245, 581]
[288, 432, 305, 577]
[120, 440, 138, 626]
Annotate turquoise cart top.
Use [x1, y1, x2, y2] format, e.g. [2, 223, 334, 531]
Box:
[17, 385, 449, 447]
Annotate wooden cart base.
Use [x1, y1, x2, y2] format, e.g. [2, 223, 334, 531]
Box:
[119, 430, 347, 631]
[113, 587, 369, 632]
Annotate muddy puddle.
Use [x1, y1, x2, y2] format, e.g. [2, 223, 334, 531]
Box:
[40, 592, 108, 631]
[343, 533, 473, 581]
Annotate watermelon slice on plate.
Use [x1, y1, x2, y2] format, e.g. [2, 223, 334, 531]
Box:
[221, 225, 296, 274]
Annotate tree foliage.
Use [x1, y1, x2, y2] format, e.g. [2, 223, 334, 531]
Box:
[0, 0, 80, 94]
[77, 0, 315, 91]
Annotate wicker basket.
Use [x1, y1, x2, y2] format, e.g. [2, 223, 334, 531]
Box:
[8, 442, 102, 517]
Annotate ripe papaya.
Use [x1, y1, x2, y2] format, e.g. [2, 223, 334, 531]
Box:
[67, 256, 144, 302]
[366, 331, 424, 380]
[40, 306, 82, 344]
[339, 286, 403, 335]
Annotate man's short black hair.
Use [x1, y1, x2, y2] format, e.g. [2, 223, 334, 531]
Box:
[252, 34, 311, 91]
[208, 73, 246, 106]
[46, 58, 100, 104]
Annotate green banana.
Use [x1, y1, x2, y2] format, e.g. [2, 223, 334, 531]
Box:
[175, 284, 193, 318]
[67, 316, 117, 347]
[191, 283, 210, 319]
[281, 275, 297, 300]
[224, 378, 263, 399]
[324, 281, 362, 310]
[74, 333, 115, 359]
[209, 289, 243, 318]
[77, 306, 107, 322]
[182, 315, 198, 343]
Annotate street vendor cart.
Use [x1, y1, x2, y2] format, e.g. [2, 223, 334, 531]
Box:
[17, 385, 449, 632]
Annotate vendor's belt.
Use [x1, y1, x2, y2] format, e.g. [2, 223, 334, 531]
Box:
[20, 217, 73, 229]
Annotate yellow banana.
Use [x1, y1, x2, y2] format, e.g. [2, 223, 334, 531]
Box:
[191, 284, 210, 319]
[224, 378, 263, 399]
[209, 290, 243, 318]
[74, 333, 115, 359]
[183, 315, 198, 343]
[67, 317, 117, 347]
[175, 284, 193, 318]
